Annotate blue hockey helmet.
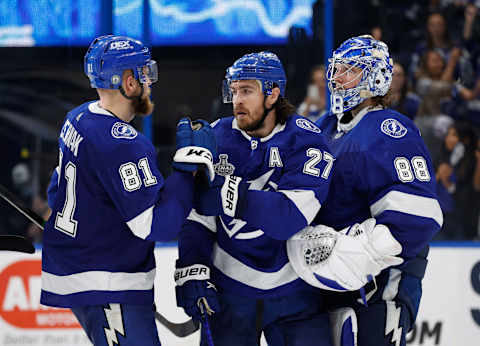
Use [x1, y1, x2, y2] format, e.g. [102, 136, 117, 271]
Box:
[84, 35, 158, 89]
[223, 51, 287, 103]
[326, 35, 393, 116]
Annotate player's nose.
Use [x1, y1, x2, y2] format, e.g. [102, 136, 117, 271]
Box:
[232, 95, 243, 106]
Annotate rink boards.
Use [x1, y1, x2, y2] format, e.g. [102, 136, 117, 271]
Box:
[0, 243, 478, 346]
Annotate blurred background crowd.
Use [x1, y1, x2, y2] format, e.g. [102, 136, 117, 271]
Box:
[1, 0, 479, 243]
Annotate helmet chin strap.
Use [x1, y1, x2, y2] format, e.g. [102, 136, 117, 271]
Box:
[119, 83, 144, 101]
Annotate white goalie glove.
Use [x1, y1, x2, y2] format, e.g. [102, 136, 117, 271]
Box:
[286, 218, 403, 291]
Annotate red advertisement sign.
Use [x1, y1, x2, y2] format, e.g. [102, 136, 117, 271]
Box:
[0, 259, 80, 329]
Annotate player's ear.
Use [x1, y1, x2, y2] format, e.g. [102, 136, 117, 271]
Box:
[266, 87, 280, 107]
[122, 70, 137, 93]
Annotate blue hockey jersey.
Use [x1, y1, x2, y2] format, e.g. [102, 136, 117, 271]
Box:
[315, 107, 442, 261]
[41, 101, 195, 308]
[179, 115, 334, 298]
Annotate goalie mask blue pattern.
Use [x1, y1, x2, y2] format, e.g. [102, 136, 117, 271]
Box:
[223, 51, 287, 103]
[326, 35, 393, 116]
[84, 35, 158, 89]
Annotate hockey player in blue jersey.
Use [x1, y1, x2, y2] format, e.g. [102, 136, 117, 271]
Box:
[174, 52, 335, 345]
[40, 35, 216, 346]
[287, 35, 443, 346]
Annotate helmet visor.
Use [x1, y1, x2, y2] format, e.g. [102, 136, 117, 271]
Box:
[222, 79, 233, 103]
[137, 60, 158, 85]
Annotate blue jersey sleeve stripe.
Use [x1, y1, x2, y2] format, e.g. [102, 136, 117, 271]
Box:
[126, 205, 154, 239]
[279, 189, 321, 224]
[187, 209, 217, 233]
[370, 190, 443, 227]
[212, 243, 299, 290]
[42, 268, 155, 295]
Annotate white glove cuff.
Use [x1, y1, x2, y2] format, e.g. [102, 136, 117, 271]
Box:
[173, 146, 215, 181]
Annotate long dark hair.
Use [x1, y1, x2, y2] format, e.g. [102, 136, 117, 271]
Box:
[370, 90, 394, 109]
[426, 12, 453, 51]
[274, 96, 296, 124]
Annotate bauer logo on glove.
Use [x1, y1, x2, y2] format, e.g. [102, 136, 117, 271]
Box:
[174, 264, 210, 286]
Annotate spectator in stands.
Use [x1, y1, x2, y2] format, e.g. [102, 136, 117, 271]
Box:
[297, 65, 327, 122]
[435, 122, 478, 239]
[370, 25, 382, 41]
[390, 62, 421, 120]
[474, 138, 480, 239]
[409, 12, 470, 84]
[414, 49, 459, 160]
[416, 49, 460, 114]
[474, 138, 480, 191]
[462, 2, 480, 46]
[9, 163, 48, 242]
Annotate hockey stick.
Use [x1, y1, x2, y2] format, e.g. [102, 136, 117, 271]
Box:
[198, 298, 215, 346]
[0, 184, 45, 230]
[0, 183, 200, 337]
[0, 184, 40, 253]
[0, 235, 35, 253]
[155, 311, 199, 337]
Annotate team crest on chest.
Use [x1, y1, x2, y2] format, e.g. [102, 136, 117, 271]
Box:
[380, 119, 407, 138]
[214, 154, 235, 176]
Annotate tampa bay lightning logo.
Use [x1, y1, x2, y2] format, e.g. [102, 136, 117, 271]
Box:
[111, 122, 138, 140]
[296, 118, 321, 133]
[380, 118, 407, 138]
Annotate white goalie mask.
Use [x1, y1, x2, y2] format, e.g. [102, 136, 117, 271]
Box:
[326, 35, 393, 118]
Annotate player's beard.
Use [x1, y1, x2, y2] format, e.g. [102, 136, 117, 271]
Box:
[133, 95, 155, 117]
[234, 106, 265, 132]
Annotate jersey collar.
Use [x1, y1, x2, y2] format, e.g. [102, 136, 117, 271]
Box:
[337, 106, 383, 133]
[88, 101, 115, 117]
[232, 118, 286, 142]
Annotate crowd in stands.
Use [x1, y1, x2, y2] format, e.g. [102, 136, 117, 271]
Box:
[299, 0, 480, 240]
[2, 1, 479, 242]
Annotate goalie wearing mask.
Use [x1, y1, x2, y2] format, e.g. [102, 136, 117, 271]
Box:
[287, 35, 442, 346]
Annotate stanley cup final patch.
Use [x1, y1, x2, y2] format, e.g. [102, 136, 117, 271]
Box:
[380, 118, 407, 138]
[214, 154, 235, 176]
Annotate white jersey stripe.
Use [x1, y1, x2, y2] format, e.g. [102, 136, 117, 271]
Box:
[279, 189, 321, 224]
[383, 269, 403, 346]
[187, 209, 217, 233]
[126, 205, 154, 240]
[212, 243, 298, 290]
[370, 190, 443, 227]
[42, 269, 156, 295]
